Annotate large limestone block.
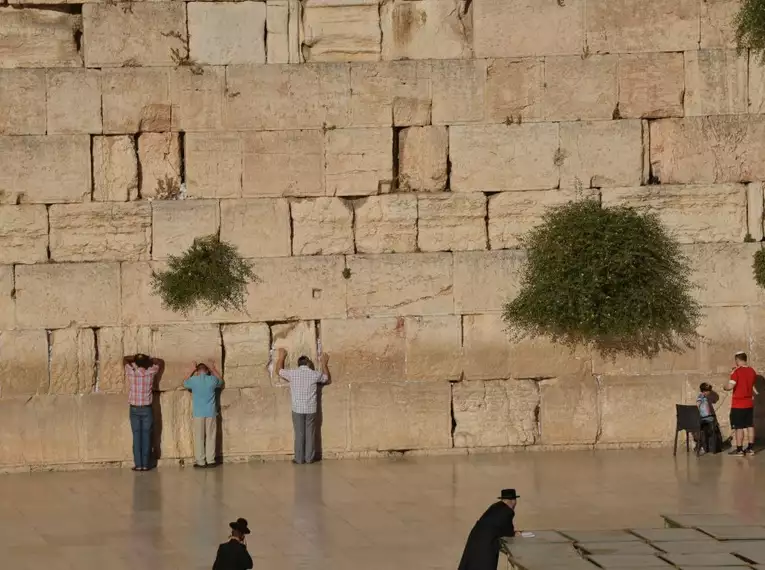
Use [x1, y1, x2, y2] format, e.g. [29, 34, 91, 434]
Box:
[138, 133, 181, 200]
[450, 124, 559, 192]
[0, 135, 90, 204]
[746, 306, 765, 368]
[221, 323, 270, 389]
[751, 55, 765, 114]
[266, 0, 291, 64]
[418, 194, 487, 252]
[346, 253, 453, 317]
[49, 203, 152, 262]
[242, 130, 324, 197]
[601, 185, 747, 244]
[539, 375, 599, 445]
[559, 120, 643, 188]
[186, 133, 242, 199]
[321, 317, 406, 383]
[398, 126, 447, 192]
[650, 117, 765, 185]
[78, 394, 133, 463]
[431, 59, 486, 124]
[486, 58, 544, 123]
[325, 128, 393, 196]
[16, 264, 120, 329]
[617, 53, 684, 119]
[0, 69, 46, 134]
[96, 327, 127, 393]
[474, 0, 584, 58]
[405, 316, 461, 381]
[349, 382, 451, 450]
[380, 0, 472, 61]
[102, 69, 171, 134]
[586, 0, 700, 53]
[0, 7, 81, 68]
[592, 346, 700, 378]
[169, 67, 226, 132]
[686, 243, 763, 306]
[151, 325, 222, 391]
[543, 55, 618, 121]
[272, 321, 318, 370]
[83, 4, 187, 67]
[353, 194, 417, 254]
[684, 50, 747, 116]
[453, 380, 539, 447]
[0, 266, 14, 330]
[453, 250, 526, 314]
[151, 390, 194, 460]
[0, 205, 48, 264]
[0, 330, 48, 397]
[151, 200, 220, 260]
[701, 0, 739, 49]
[220, 199, 291, 258]
[47, 69, 102, 135]
[302, 0, 381, 62]
[748, 182, 765, 241]
[189, 2, 266, 65]
[291, 198, 354, 255]
[49, 328, 95, 395]
[699, 306, 749, 375]
[93, 136, 138, 202]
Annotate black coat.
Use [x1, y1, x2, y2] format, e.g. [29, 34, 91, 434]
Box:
[457, 501, 516, 570]
[212, 538, 253, 570]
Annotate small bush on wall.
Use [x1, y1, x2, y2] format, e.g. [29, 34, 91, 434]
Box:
[503, 199, 701, 358]
[151, 235, 256, 314]
[753, 248, 765, 288]
[736, 0, 765, 61]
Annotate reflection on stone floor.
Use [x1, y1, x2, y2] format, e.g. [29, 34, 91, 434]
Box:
[1, 449, 764, 570]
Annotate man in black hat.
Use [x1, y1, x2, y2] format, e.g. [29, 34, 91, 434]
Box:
[457, 489, 522, 570]
[212, 518, 253, 570]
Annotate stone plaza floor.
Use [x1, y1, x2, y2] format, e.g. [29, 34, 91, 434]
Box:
[1, 449, 765, 570]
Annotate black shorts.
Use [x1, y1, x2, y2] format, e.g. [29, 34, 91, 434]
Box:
[730, 408, 754, 429]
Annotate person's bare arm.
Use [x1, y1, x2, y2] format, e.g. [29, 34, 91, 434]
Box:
[209, 360, 224, 388]
[320, 352, 331, 385]
[275, 348, 288, 379]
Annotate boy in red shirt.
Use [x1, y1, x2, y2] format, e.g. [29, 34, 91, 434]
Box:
[724, 351, 757, 456]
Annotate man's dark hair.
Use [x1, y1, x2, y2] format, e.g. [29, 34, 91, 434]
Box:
[700, 382, 712, 392]
[196, 363, 210, 374]
[297, 355, 312, 368]
[736, 352, 748, 362]
[135, 354, 153, 369]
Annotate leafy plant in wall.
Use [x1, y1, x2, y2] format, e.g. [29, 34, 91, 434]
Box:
[151, 235, 256, 314]
[753, 248, 765, 288]
[735, 0, 765, 61]
[503, 198, 701, 358]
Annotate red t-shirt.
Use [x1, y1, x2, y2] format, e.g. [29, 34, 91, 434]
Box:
[730, 366, 756, 409]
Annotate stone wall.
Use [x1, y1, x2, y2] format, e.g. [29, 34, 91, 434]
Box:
[1, 0, 763, 471]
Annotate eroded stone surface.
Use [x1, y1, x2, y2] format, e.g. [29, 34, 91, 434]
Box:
[418, 194, 487, 253]
[325, 128, 393, 196]
[350, 61, 432, 126]
[221, 323, 270, 389]
[0, 69, 46, 135]
[185, 133, 242, 199]
[272, 321, 318, 370]
[220, 199, 291, 258]
[96, 327, 126, 394]
[102, 69, 171, 134]
[93, 136, 138, 202]
[49, 328, 95, 395]
[398, 126, 448, 192]
[169, 66, 226, 132]
[618, 52, 684, 119]
[47, 69, 102, 135]
[138, 133, 181, 200]
[151, 200, 220, 260]
[0, 330, 48, 397]
[431, 59, 486, 124]
[453, 250, 526, 314]
[684, 50, 747, 116]
[353, 194, 417, 254]
[0, 205, 48, 264]
[486, 57, 544, 123]
[301, 0, 381, 62]
[291, 198, 355, 255]
[0, 266, 14, 330]
[687, 244, 762, 306]
[189, 2, 266, 65]
[543, 55, 618, 121]
[0, 7, 82, 68]
[404, 316, 461, 381]
[539, 375, 599, 445]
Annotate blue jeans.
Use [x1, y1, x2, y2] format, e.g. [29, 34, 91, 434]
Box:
[129, 405, 153, 468]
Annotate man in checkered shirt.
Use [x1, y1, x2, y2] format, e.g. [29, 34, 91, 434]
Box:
[275, 348, 331, 464]
[123, 353, 163, 471]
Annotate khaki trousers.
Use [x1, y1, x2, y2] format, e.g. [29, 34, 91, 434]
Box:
[193, 416, 217, 465]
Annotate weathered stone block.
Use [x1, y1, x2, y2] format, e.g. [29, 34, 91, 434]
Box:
[418, 194, 487, 252]
[617, 52, 684, 119]
[453, 380, 539, 447]
[0, 69, 46, 134]
[138, 133, 181, 200]
[189, 2, 266, 65]
[169, 67, 225, 132]
[78, 394, 133, 463]
[453, 250, 526, 314]
[83, 4, 187, 67]
[242, 130, 324, 197]
[686, 244, 763, 306]
[0, 205, 48, 264]
[152, 390, 194, 460]
[291, 198, 354, 255]
[272, 321, 318, 371]
[405, 316, 461, 381]
[93, 136, 138, 202]
[398, 126, 447, 192]
[0, 330, 48, 397]
[0, 266, 14, 330]
[49, 202, 152, 262]
[346, 253, 453, 317]
[752, 56, 765, 114]
[592, 345, 700, 378]
[586, 0, 700, 53]
[353, 195, 417, 254]
[699, 306, 749, 375]
[486, 58, 544, 123]
[49, 328, 95, 395]
[543, 55, 618, 121]
[748, 182, 765, 241]
[650, 117, 765, 185]
[96, 327, 126, 393]
[185, 133, 242, 199]
[151, 200, 220, 260]
[539, 375, 599, 445]
[0, 135, 90, 204]
[302, 0, 381, 62]
[220, 199, 291, 258]
[350, 61, 432, 126]
[325, 128, 393, 196]
[47, 69, 102, 135]
[450, 124, 559, 191]
[747, 306, 765, 369]
[701, 0, 738, 49]
[349, 382, 451, 450]
[560, 120, 643, 188]
[266, 0, 290, 64]
[0, 7, 81, 68]
[381, 0, 472, 60]
[474, 0, 584, 58]
[102, 68, 171, 134]
[152, 325, 222, 391]
[601, 185, 747, 244]
[431, 59, 486, 124]
[685, 50, 747, 116]
[221, 323, 270, 389]
[15, 263, 121, 328]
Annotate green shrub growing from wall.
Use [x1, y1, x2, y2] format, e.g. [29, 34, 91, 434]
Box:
[503, 199, 701, 358]
[736, 0, 765, 61]
[753, 248, 765, 288]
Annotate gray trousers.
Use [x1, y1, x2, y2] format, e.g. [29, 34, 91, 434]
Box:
[291, 412, 317, 463]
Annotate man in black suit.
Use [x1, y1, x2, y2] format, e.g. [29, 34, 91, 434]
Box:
[458, 489, 522, 570]
[212, 518, 253, 570]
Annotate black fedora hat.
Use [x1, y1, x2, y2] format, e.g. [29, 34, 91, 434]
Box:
[229, 518, 251, 535]
[498, 489, 520, 500]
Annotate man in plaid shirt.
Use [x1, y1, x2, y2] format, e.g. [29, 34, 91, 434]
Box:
[275, 348, 331, 464]
[123, 353, 163, 471]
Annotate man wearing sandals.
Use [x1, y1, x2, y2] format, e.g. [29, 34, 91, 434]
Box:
[124, 353, 163, 471]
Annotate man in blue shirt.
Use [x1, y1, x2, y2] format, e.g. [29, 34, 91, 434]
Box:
[184, 361, 224, 468]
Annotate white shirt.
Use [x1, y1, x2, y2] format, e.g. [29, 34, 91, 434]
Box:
[278, 365, 328, 414]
